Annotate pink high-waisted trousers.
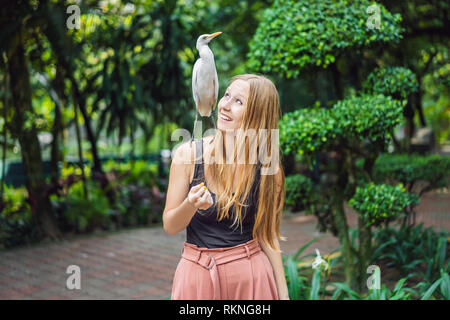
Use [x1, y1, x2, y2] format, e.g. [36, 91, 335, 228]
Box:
[171, 238, 279, 300]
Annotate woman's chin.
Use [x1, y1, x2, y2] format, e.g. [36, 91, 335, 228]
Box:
[218, 120, 237, 132]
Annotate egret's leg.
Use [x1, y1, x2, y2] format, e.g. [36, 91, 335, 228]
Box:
[191, 111, 198, 142]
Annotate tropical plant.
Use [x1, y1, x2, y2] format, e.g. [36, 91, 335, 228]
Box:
[331, 275, 415, 300]
[371, 223, 449, 283]
[284, 235, 339, 300]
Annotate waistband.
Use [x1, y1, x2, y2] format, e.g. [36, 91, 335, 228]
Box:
[181, 239, 261, 299]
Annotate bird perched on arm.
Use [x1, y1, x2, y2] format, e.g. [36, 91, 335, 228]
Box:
[191, 32, 222, 141]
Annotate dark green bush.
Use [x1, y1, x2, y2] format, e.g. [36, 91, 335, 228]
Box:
[280, 94, 403, 156]
[0, 185, 39, 248]
[373, 153, 450, 192]
[285, 174, 315, 213]
[363, 66, 419, 99]
[60, 180, 111, 233]
[247, 0, 403, 78]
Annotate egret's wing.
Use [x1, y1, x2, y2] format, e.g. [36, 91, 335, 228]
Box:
[192, 59, 201, 108]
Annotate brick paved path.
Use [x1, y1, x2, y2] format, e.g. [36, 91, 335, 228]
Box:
[0, 190, 448, 300]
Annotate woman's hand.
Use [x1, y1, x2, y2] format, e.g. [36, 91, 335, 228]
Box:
[187, 182, 214, 210]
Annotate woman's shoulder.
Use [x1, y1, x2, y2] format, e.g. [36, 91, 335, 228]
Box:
[171, 140, 195, 166]
[172, 136, 214, 165]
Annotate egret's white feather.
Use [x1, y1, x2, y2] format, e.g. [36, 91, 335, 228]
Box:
[192, 32, 221, 117]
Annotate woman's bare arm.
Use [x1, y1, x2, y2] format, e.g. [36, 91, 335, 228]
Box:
[162, 141, 212, 235]
[259, 237, 290, 300]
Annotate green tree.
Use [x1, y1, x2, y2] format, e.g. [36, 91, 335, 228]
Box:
[362, 66, 419, 151]
[0, 0, 61, 239]
[279, 94, 404, 290]
[246, 0, 403, 98]
[247, 0, 407, 290]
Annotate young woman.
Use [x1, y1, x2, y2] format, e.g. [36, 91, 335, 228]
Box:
[163, 74, 289, 300]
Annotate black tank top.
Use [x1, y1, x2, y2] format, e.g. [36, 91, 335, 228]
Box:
[186, 138, 261, 249]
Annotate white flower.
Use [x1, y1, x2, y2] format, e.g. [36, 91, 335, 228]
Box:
[311, 248, 329, 271]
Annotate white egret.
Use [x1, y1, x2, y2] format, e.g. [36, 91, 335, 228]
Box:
[191, 32, 222, 140]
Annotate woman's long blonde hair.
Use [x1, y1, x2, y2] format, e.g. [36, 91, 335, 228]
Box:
[205, 74, 285, 252]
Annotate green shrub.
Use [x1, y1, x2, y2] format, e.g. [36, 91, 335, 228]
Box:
[363, 66, 419, 99]
[0, 184, 38, 248]
[373, 153, 450, 192]
[349, 182, 419, 227]
[247, 0, 403, 78]
[280, 94, 403, 156]
[104, 159, 159, 188]
[62, 180, 111, 233]
[285, 174, 315, 212]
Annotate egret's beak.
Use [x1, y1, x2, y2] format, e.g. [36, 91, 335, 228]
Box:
[206, 32, 222, 40]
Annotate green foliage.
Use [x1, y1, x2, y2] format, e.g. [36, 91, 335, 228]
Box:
[418, 269, 450, 300]
[285, 255, 305, 300]
[373, 153, 450, 191]
[62, 180, 111, 233]
[0, 184, 29, 216]
[284, 235, 338, 300]
[247, 0, 403, 77]
[332, 94, 404, 141]
[284, 224, 450, 300]
[309, 269, 322, 300]
[363, 66, 419, 99]
[331, 275, 414, 300]
[280, 107, 334, 156]
[0, 184, 38, 248]
[372, 223, 449, 283]
[280, 94, 403, 156]
[284, 174, 315, 212]
[331, 268, 450, 300]
[349, 182, 419, 227]
[103, 160, 159, 188]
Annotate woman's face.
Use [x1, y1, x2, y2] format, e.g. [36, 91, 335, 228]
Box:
[217, 79, 249, 131]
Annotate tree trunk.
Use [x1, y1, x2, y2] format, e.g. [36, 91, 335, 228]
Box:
[69, 75, 116, 203]
[7, 34, 61, 240]
[71, 87, 88, 200]
[331, 191, 358, 290]
[357, 216, 372, 293]
[1, 60, 8, 203]
[331, 152, 358, 290]
[50, 65, 66, 187]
